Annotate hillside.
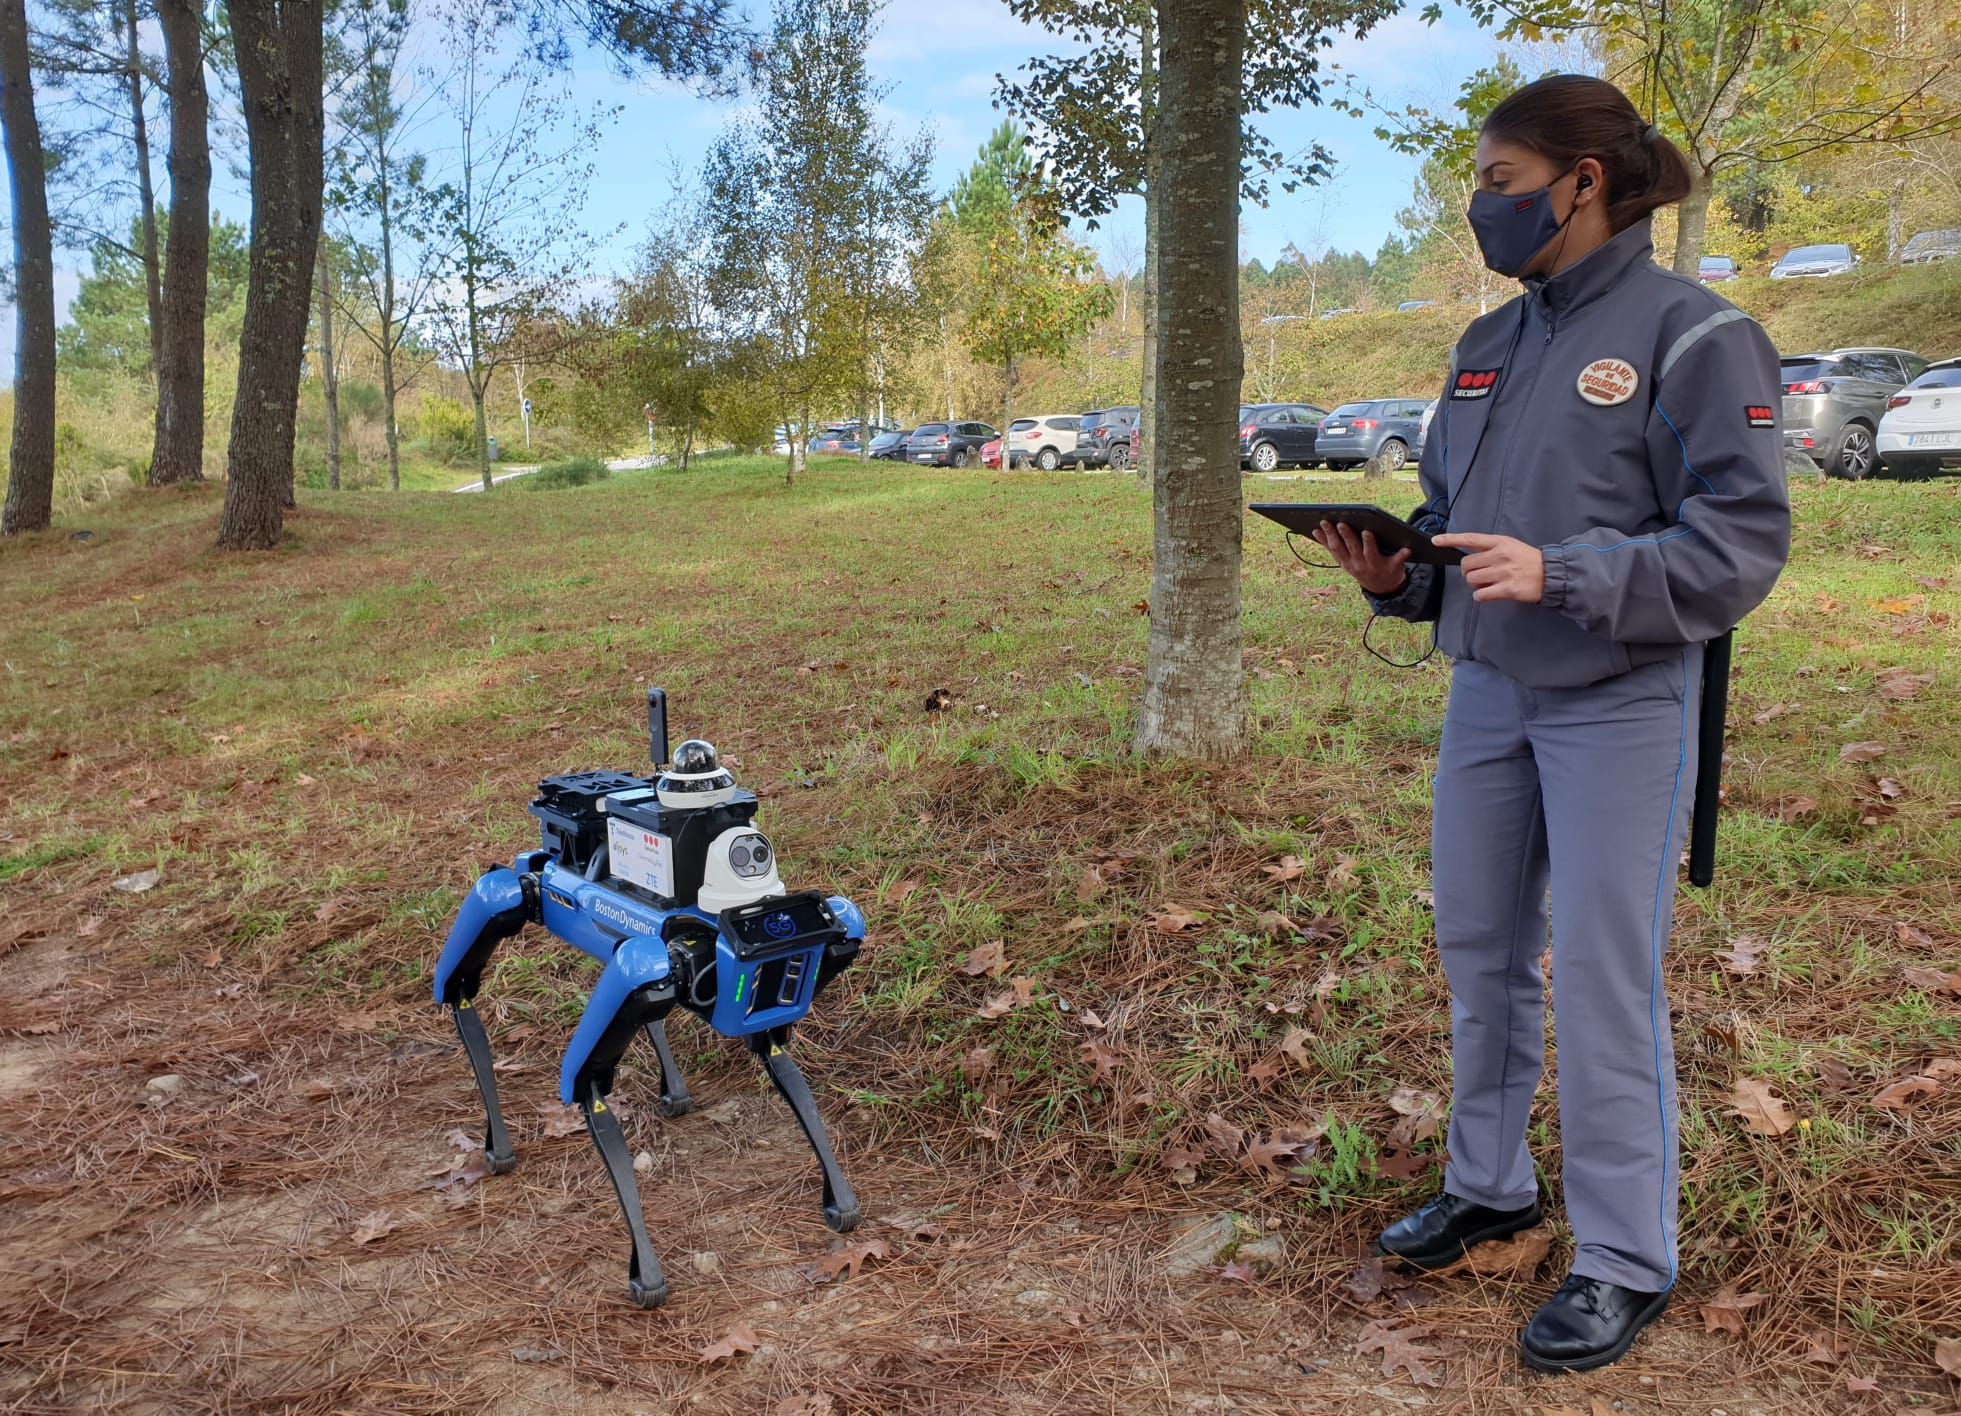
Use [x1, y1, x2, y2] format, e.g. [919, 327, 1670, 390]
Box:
[1015, 258, 1961, 414]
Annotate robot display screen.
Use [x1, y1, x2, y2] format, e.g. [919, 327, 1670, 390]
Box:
[727, 894, 833, 955]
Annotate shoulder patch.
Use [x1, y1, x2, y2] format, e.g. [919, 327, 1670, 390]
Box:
[1745, 405, 1775, 428]
[1451, 368, 1500, 400]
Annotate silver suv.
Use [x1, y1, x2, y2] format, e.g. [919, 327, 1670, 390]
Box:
[1781, 347, 1930, 479]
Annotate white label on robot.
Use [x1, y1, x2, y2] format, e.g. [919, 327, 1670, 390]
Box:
[607, 819, 675, 898]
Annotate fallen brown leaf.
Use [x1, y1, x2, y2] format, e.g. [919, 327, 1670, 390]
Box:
[1455, 1225, 1552, 1277]
[976, 991, 1017, 1020]
[1715, 934, 1770, 976]
[957, 939, 1008, 978]
[1700, 1282, 1768, 1336]
[1903, 965, 1961, 997]
[1202, 1111, 1244, 1159]
[1079, 1039, 1121, 1082]
[1934, 1337, 1960, 1378]
[1799, 1327, 1847, 1366]
[961, 1046, 995, 1086]
[1845, 1375, 1879, 1395]
[1325, 857, 1357, 892]
[1208, 1260, 1257, 1283]
[775, 1396, 835, 1416]
[349, 1210, 403, 1245]
[1263, 854, 1305, 883]
[1387, 1086, 1445, 1148]
[1839, 740, 1887, 764]
[538, 1102, 586, 1139]
[1728, 1077, 1796, 1136]
[1150, 904, 1201, 933]
[1871, 1074, 1940, 1111]
[814, 1239, 890, 1283]
[1354, 1318, 1443, 1387]
[1240, 1134, 1308, 1178]
[1777, 795, 1819, 822]
[698, 1324, 760, 1363]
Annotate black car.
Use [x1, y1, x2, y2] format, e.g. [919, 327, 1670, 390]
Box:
[1073, 406, 1141, 470]
[1238, 402, 1330, 471]
[905, 420, 997, 468]
[868, 428, 912, 461]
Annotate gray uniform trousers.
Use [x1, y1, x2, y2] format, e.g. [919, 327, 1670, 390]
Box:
[1432, 643, 1703, 1294]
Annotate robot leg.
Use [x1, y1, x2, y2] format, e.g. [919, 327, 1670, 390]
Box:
[559, 936, 679, 1308]
[749, 1026, 859, 1233]
[640, 1018, 693, 1118]
[432, 869, 537, 1175]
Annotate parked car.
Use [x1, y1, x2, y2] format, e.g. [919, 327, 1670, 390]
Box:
[1312, 398, 1430, 472]
[1771, 243, 1858, 279]
[980, 436, 1004, 470]
[808, 424, 857, 454]
[1396, 299, 1439, 313]
[1877, 357, 1961, 477]
[1417, 399, 1438, 458]
[1781, 347, 1930, 478]
[1073, 406, 1140, 470]
[868, 428, 912, 461]
[1318, 307, 1360, 320]
[1901, 229, 1961, 265]
[1237, 402, 1330, 471]
[1698, 255, 1739, 283]
[1005, 414, 1082, 470]
[905, 420, 997, 468]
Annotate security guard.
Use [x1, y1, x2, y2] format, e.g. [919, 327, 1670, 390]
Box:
[1316, 75, 1790, 1373]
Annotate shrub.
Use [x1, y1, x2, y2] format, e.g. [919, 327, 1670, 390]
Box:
[524, 454, 610, 490]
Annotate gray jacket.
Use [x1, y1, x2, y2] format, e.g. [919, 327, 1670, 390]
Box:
[1371, 218, 1791, 688]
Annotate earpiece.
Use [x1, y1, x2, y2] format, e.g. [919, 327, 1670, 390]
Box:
[1576, 174, 1594, 192]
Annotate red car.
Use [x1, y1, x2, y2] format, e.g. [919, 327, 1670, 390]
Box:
[980, 437, 1003, 470]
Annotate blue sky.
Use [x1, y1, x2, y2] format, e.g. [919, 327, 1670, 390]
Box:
[11, 0, 1504, 373]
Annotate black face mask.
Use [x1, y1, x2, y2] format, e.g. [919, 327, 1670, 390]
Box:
[1467, 168, 1582, 278]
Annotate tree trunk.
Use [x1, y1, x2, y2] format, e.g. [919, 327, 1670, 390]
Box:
[1133, 0, 1245, 758]
[1134, 0, 1158, 485]
[381, 342, 401, 490]
[217, 0, 325, 550]
[470, 374, 491, 490]
[1885, 177, 1905, 262]
[0, 0, 54, 534]
[1001, 353, 1015, 471]
[316, 239, 341, 490]
[1671, 164, 1713, 277]
[125, 0, 163, 379]
[150, 0, 209, 487]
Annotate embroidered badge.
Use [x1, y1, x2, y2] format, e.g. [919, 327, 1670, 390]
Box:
[1577, 357, 1639, 406]
[1745, 404, 1776, 428]
[1451, 368, 1500, 400]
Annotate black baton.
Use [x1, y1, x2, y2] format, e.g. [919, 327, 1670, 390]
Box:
[1687, 628, 1733, 888]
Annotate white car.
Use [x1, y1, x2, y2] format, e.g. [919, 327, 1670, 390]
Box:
[1005, 414, 1083, 471]
[1877, 357, 1961, 477]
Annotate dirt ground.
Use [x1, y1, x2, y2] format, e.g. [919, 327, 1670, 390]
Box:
[0, 919, 1934, 1416]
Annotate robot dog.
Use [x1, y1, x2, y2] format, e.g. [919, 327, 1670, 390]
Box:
[432, 688, 865, 1307]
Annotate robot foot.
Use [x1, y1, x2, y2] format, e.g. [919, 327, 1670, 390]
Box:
[641, 1018, 693, 1118]
[751, 1029, 859, 1230]
[578, 1077, 668, 1310]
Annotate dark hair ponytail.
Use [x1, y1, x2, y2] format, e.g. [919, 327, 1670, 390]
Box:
[1481, 75, 1694, 232]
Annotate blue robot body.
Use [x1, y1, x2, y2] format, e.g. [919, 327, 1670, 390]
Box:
[431, 688, 863, 1309]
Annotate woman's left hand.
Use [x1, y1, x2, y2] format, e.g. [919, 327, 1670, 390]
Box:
[1431, 532, 1546, 604]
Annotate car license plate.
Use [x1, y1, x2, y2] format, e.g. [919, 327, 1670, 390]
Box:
[1322, 424, 1345, 435]
[1907, 432, 1957, 447]
[914, 454, 934, 462]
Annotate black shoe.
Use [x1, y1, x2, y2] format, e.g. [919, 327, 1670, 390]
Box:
[1519, 1273, 1669, 1373]
[1374, 1191, 1543, 1271]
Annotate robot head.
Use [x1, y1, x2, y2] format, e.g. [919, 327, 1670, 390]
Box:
[656, 739, 738, 808]
[697, 825, 784, 912]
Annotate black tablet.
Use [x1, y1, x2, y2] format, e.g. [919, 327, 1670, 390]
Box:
[1248, 503, 1464, 566]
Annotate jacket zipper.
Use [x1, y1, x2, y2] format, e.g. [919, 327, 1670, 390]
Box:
[1465, 296, 1556, 663]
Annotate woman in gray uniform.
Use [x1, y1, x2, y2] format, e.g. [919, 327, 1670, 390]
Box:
[1316, 74, 1790, 1373]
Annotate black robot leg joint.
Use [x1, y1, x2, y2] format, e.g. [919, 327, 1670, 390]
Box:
[641, 1018, 693, 1118]
[451, 1000, 518, 1175]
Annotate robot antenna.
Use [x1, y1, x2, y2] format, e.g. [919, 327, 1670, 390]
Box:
[646, 687, 669, 768]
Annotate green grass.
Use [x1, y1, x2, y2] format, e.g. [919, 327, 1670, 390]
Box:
[2, 454, 1958, 1369]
